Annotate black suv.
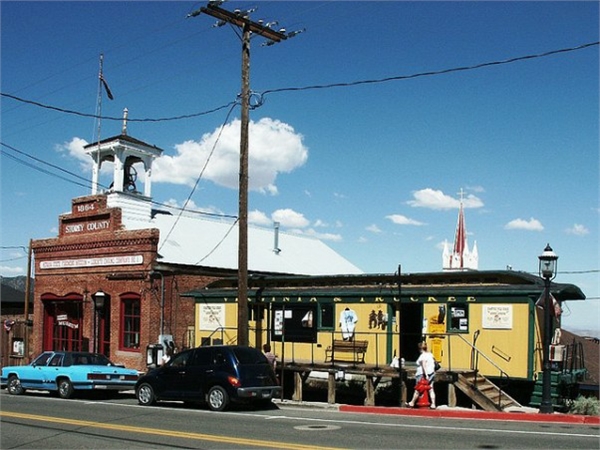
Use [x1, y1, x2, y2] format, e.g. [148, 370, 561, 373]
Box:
[135, 345, 281, 411]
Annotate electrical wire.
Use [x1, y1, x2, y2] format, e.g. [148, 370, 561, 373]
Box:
[195, 218, 239, 265]
[260, 41, 600, 97]
[1, 141, 238, 220]
[1, 141, 94, 185]
[158, 101, 238, 251]
[0, 93, 237, 123]
[1, 149, 95, 191]
[3, 41, 597, 123]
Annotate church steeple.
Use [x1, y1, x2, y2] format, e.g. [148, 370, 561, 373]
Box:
[443, 189, 478, 271]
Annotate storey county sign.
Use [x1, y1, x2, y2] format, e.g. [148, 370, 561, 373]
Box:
[63, 218, 111, 234]
[40, 255, 144, 270]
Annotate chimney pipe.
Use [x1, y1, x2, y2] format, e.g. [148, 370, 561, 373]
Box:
[273, 221, 281, 254]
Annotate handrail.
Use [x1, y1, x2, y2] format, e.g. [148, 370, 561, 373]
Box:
[454, 334, 510, 380]
[425, 331, 512, 409]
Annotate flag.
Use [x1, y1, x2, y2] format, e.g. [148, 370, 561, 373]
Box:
[100, 74, 114, 100]
[535, 289, 562, 317]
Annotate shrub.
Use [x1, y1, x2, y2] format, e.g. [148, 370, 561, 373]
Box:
[568, 395, 600, 416]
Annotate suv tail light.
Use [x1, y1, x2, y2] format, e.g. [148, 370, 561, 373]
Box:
[227, 376, 241, 387]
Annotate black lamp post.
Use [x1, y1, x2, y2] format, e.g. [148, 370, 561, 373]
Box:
[538, 244, 558, 414]
[91, 290, 107, 354]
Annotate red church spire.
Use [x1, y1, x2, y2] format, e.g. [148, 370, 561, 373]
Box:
[443, 188, 478, 271]
[453, 195, 467, 262]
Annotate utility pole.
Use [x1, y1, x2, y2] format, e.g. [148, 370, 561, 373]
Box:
[24, 240, 33, 361]
[189, 2, 290, 346]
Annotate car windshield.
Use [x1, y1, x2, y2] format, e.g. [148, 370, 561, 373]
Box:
[233, 347, 268, 365]
[71, 353, 113, 366]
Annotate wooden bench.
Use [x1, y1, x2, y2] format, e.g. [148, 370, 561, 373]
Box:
[325, 339, 369, 364]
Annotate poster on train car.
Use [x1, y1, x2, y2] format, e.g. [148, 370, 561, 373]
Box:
[482, 305, 512, 329]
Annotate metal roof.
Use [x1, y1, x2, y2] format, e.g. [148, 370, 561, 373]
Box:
[183, 270, 586, 302]
[123, 212, 362, 276]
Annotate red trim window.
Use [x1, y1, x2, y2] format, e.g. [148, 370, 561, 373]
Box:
[120, 294, 141, 351]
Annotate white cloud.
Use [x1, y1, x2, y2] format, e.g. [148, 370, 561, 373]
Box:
[386, 214, 425, 226]
[0, 266, 24, 275]
[272, 208, 310, 228]
[407, 188, 484, 210]
[358, 236, 368, 243]
[290, 228, 342, 242]
[153, 118, 308, 195]
[56, 137, 90, 169]
[334, 220, 343, 228]
[366, 224, 382, 233]
[333, 192, 347, 199]
[314, 219, 328, 228]
[565, 224, 589, 236]
[249, 210, 272, 226]
[50, 227, 58, 234]
[504, 218, 544, 231]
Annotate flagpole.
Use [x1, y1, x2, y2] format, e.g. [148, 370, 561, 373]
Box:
[93, 54, 104, 195]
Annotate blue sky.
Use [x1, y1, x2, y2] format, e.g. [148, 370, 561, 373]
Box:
[1, 1, 598, 334]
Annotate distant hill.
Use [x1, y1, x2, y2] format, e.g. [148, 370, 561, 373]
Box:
[0, 276, 34, 303]
[0, 275, 28, 292]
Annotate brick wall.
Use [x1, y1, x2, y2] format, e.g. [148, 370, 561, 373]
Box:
[30, 194, 234, 372]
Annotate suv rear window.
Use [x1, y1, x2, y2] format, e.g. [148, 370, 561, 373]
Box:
[232, 347, 268, 365]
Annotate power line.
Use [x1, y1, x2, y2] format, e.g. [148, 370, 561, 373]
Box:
[158, 101, 238, 252]
[1, 149, 96, 191]
[1, 141, 238, 220]
[0, 92, 237, 123]
[260, 41, 599, 97]
[3, 41, 597, 124]
[1, 141, 95, 185]
[195, 218, 239, 265]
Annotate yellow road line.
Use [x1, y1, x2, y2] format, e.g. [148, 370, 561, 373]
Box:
[0, 411, 344, 450]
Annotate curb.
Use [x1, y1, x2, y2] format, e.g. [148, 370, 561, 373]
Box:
[339, 405, 600, 425]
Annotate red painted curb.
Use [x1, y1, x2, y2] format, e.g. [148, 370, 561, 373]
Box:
[339, 405, 600, 425]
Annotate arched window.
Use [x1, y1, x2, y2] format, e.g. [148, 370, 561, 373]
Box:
[120, 293, 141, 351]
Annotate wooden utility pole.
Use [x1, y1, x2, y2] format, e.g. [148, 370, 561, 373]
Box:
[24, 240, 33, 361]
[189, 2, 288, 346]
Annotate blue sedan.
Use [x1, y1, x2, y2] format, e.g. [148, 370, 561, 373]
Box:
[1, 351, 139, 399]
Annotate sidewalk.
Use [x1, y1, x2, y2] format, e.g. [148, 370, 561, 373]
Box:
[339, 404, 600, 425]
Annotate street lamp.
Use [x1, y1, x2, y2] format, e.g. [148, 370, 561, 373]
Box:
[538, 244, 558, 414]
[91, 290, 107, 354]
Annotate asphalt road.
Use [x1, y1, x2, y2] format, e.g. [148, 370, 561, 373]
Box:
[1, 391, 598, 449]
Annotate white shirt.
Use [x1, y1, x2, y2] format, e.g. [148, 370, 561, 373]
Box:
[416, 351, 435, 376]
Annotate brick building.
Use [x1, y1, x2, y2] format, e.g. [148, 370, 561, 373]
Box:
[30, 127, 361, 371]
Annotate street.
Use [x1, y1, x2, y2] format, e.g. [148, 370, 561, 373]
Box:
[1, 391, 598, 449]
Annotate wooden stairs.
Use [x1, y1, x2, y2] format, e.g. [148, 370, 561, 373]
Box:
[454, 371, 521, 411]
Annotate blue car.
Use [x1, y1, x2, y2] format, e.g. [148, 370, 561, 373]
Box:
[1, 351, 139, 399]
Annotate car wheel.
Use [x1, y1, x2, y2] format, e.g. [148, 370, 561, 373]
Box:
[207, 386, 229, 412]
[136, 383, 156, 406]
[7, 375, 24, 395]
[57, 378, 74, 399]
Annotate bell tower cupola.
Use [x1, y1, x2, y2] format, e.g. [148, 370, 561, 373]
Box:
[83, 109, 164, 223]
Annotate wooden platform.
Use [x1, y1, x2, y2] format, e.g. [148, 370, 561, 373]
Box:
[279, 359, 475, 406]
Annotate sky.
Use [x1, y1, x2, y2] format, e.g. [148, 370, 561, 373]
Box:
[1, 1, 598, 334]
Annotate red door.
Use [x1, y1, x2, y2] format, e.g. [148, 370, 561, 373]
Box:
[43, 296, 83, 352]
[97, 298, 111, 357]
